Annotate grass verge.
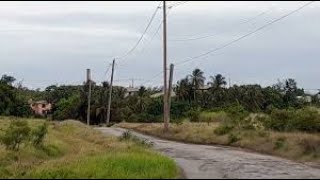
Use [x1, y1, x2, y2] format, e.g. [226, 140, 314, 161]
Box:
[0, 117, 178, 179]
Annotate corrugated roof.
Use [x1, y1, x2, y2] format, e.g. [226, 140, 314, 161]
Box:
[150, 91, 176, 98]
[33, 100, 48, 104]
[126, 87, 139, 92]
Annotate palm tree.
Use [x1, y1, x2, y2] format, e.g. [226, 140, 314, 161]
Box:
[176, 77, 193, 103]
[137, 86, 147, 113]
[208, 74, 227, 89]
[207, 74, 227, 107]
[188, 69, 205, 101]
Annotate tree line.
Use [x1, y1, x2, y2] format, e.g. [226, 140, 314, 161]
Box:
[0, 69, 317, 125]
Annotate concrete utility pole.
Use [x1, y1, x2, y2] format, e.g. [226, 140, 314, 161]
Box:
[106, 59, 115, 126]
[131, 78, 134, 88]
[167, 63, 174, 123]
[163, 1, 169, 132]
[86, 69, 92, 126]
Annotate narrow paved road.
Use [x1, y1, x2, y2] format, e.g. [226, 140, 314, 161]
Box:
[96, 127, 320, 179]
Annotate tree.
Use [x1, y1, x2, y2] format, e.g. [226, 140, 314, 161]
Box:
[208, 74, 227, 89]
[189, 69, 205, 102]
[53, 94, 81, 120]
[189, 69, 205, 89]
[0, 75, 16, 85]
[137, 86, 147, 113]
[175, 77, 193, 103]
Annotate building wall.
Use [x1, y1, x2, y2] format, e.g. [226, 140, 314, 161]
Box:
[31, 103, 52, 116]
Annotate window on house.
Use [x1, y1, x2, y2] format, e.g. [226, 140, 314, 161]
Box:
[42, 104, 46, 108]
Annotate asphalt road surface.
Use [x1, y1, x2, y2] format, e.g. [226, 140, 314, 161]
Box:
[96, 127, 320, 179]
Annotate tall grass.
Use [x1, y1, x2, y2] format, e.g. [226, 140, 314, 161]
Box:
[29, 148, 177, 179]
[0, 118, 178, 179]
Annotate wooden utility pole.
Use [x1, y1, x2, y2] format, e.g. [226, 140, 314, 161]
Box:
[167, 64, 174, 123]
[86, 69, 92, 126]
[106, 59, 115, 126]
[163, 1, 169, 132]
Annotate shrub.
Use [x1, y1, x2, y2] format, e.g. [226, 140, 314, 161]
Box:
[186, 109, 200, 122]
[293, 108, 320, 132]
[227, 133, 240, 145]
[274, 137, 287, 150]
[225, 104, 250, 129]
[31, 123, 48, 147]
[225, 104, 249, 120]
[299, 138, 320, 155]
[171, 118, 184, 125]
[199, 111, 229, 125]
[119, 131, 152, 147]
[266, 108, 320, 132]
[214, 125, 234, 136]
[267, 109, 294, 131]
[0, 120, 31, 151]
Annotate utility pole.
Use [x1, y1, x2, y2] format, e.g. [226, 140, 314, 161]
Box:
[168, 64, 174, 123]
[131, 78, 134, 88]
[106, 59, 115, 126]
[163, 1, 169, 132]
[86, 69, 92, 126]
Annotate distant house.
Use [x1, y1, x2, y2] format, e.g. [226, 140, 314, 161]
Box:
[196, 85, 211, 91]
[150, 91, 176, 98]
[296, 96, 312, 103]
[29, 100, 52, 116]
[124, 87, 139, 98]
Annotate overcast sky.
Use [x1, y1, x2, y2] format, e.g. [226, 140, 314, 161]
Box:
[0, 1, 320, 91]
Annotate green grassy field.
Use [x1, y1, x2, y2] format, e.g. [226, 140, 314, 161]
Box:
[0, 117, 178, 179]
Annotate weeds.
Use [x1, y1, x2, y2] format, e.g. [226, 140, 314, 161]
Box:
[274, 137, 287, 150]
[119, 131, 153, 147]
[227, 133, 241, 145]
[0, 120, 31, 151]
[31, 123, 48, 148]
[214, 125, 234, 136]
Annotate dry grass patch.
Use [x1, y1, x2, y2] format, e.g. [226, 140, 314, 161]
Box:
[118, 122, 320, 163]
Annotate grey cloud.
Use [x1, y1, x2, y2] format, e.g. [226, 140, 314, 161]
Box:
[0, 1, 319, 90]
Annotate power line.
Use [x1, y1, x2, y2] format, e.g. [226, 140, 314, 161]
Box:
[174, 1, 315, 66]
[169, 8, 273, 42]
[116, 7, 173, 69]
[141, 71, 163, 85]
[116, 2, 161, 61]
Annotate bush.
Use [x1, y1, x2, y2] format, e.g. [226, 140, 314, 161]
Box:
[0, 120, 31, 151]
[119, 131, 152, 147]
[266, 108, 320, 132]
[186, 109, 200, 122]
[299, 138, 320, 155]
[31, 123, 48, 147]
[225, 104, 249, 120]
[274, 137, 287, 150]
[170, 101, 191, 120]
[214, 125, 234, 136]
[267, 109, 294, 131]
[171, 118, 184, 125]
[199, 111, 229, 125]
[227, 133, 240, 145]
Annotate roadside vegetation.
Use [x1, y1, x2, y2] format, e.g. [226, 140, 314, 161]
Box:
[118, 105, 320, 163]
[0, 117, 178, 179]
